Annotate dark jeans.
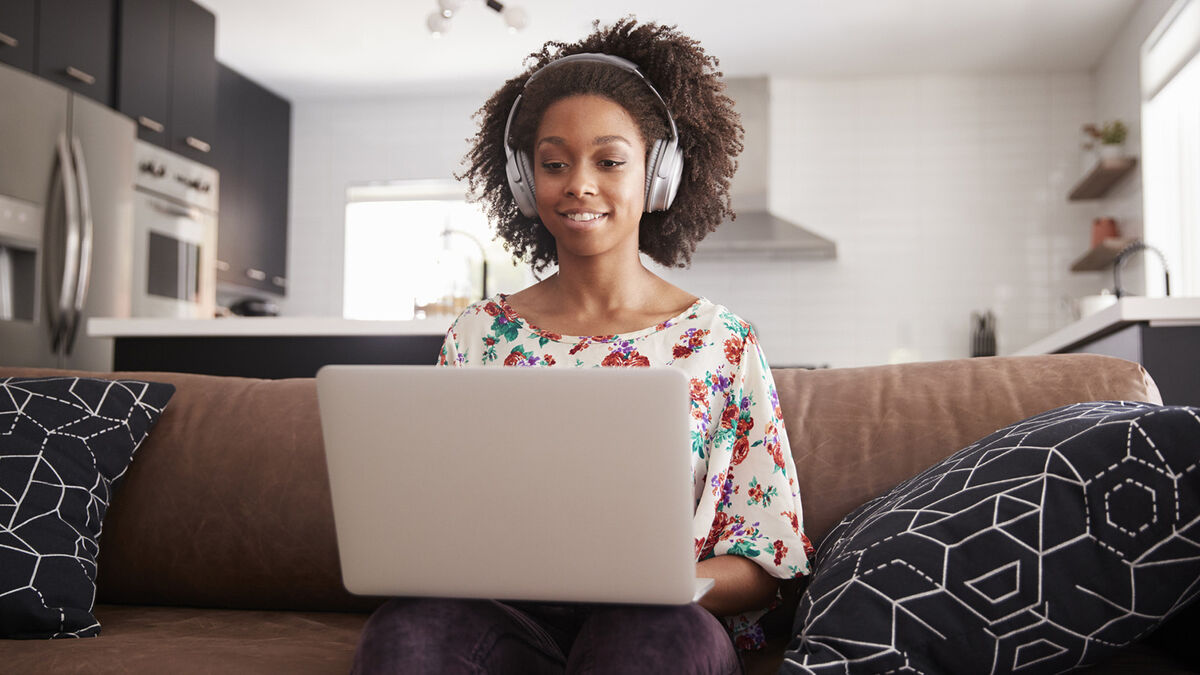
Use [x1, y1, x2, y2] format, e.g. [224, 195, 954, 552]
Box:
[351, 597, 743, 674]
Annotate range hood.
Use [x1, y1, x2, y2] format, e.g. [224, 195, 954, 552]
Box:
[697, 196, 837, 258]
[693, 78, 837, 260]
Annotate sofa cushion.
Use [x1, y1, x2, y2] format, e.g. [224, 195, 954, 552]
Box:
[782, 401, 1200, 674]
[0, 604, 367, 673]
[0, 376, 174, 638]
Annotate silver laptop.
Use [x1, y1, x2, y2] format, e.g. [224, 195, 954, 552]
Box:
[316, 365, 714, 605]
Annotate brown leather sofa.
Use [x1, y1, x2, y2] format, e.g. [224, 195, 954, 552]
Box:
[1, 354, 1192, 674]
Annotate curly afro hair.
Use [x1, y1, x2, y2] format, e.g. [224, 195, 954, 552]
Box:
[458, 17, 744, 273]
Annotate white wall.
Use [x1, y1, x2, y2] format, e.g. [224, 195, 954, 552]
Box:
[656, 75, 1101, 368]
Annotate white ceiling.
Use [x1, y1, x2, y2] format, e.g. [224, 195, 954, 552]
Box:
[200, 0, 1140, 100]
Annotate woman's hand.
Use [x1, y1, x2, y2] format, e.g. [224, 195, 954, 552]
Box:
[695, 555, 780, 616]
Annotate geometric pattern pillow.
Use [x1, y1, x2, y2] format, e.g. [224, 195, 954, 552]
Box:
[0, 376, 174, 639]
[782, 401, 1200, 674]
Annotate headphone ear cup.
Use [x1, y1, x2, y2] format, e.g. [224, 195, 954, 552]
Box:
[644, 139, 684, 212]
[506, 148, 538, 218]
[643, 140, 665, 212]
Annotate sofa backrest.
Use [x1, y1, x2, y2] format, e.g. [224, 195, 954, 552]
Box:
[771, 353, 1160, 545]
[0, 354, 1159, 612]
[0, 366, 381, 614]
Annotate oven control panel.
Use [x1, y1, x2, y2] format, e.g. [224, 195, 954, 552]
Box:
[134, 140, 219, 213]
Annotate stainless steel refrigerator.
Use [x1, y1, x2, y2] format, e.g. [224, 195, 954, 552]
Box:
[0, 62, 135, 371]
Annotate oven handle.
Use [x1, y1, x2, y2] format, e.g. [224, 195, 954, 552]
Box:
[63, 136, 94, 355]
[46, 134, 81, 354]
[149, 199, 202, 222]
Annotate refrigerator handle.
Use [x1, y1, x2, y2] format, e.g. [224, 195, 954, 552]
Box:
[46, 133, 82, 353]
[63, 136, 94, 355]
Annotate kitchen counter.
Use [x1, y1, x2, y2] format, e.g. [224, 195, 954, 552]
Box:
[1015, 297, 1200, 406]
[88, 316, 453, 337]
[1014, 297, 1200, 355]
[87, 316, 454, 378]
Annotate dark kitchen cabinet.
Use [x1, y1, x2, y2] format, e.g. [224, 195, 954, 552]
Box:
[36, 0, 115, 105]
[214, 63, 291, 296]
[0, 0, 36, 72]
[169, 0, 215, 162]
[115, 0, 215, 162]
[115, 0, 170, 144]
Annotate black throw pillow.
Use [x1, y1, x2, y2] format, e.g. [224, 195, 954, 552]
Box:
[0, 376, 174, 639]
[782, 401, 1200, 674]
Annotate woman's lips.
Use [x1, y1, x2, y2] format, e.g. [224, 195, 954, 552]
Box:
[558, 211, 608, 230]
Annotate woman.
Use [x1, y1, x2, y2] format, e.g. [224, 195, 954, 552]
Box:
[353, 17, 812, 674]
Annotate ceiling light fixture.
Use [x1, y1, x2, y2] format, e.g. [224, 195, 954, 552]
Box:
[426, 0, 528, 37]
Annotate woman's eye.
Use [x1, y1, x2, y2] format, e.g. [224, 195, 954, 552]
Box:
[599, 160, 626, 168]
[541, 161, 566, 171]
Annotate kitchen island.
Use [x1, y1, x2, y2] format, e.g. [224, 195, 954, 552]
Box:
[88, 317, 453, 378]
[1015, 297, 1200, 406]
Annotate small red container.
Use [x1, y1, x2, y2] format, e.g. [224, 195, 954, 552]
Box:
[1091, 217, 1120, 247]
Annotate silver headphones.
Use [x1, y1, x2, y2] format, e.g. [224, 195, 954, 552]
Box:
[503, 53, 685, 218]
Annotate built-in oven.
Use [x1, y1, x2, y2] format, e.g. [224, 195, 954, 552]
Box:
[131, 140, 218, 318]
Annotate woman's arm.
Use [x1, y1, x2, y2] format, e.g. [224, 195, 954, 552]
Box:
[695, 555, 780, 616]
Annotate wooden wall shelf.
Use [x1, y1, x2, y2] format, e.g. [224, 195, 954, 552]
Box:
[1070, 237, 1138, 272]
[1068, 157, 1138, 201]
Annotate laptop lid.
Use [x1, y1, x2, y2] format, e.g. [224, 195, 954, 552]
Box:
[316, 365, 698, 605]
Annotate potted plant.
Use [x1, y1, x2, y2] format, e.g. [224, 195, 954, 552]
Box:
[1082, 120, 1128, 162]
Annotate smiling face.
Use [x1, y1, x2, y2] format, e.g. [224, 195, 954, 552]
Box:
[533, 94, 649, 265]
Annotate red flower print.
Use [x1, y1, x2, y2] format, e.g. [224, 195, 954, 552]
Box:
[694, 538, 705, 558]
[483, 302, 500, 316]
[673, 344, 693, 359]
[720, 403, 738, 429]
[712, 510, 731, 534]
[689, 335, 704, 349]
[724, 337, 743, 366]
[699, 511, 732, 561]
[539, 330, 562, 341]
[601, 349, 650, 367]
[503, 350, 524, 366]
[568, 339, 591, 356]
[484, 336, 496, 346]
[768, 442, 787, 472]
[731, 436, 750, 465]
[690, 379, 709, 405]
[748, 482, 764, 504]
[801, 533, 815, 560]
[543, 354, 556, 366]
[746, 328, 757, 345]
[736, 415, 754, 436]
[781, 510, 800, 534]
[773, 539, 787, 566]
[735, 634, 758, 651]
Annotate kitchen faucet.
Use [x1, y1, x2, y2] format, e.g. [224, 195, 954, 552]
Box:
[442, 228, 489, 301]
[1112, 241, 1171, 299]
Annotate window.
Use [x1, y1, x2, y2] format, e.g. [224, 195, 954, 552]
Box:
[343, 181, 533, 320]
[1142, 0, 1200, 296]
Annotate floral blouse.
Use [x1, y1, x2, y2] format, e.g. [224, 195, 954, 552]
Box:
[438, 294, 813, 650]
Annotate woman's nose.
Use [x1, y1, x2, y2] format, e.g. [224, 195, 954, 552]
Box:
[564, 165, 598, 197]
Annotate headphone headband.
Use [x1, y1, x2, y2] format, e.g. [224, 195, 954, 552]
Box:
[511, 53, 679, 145]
